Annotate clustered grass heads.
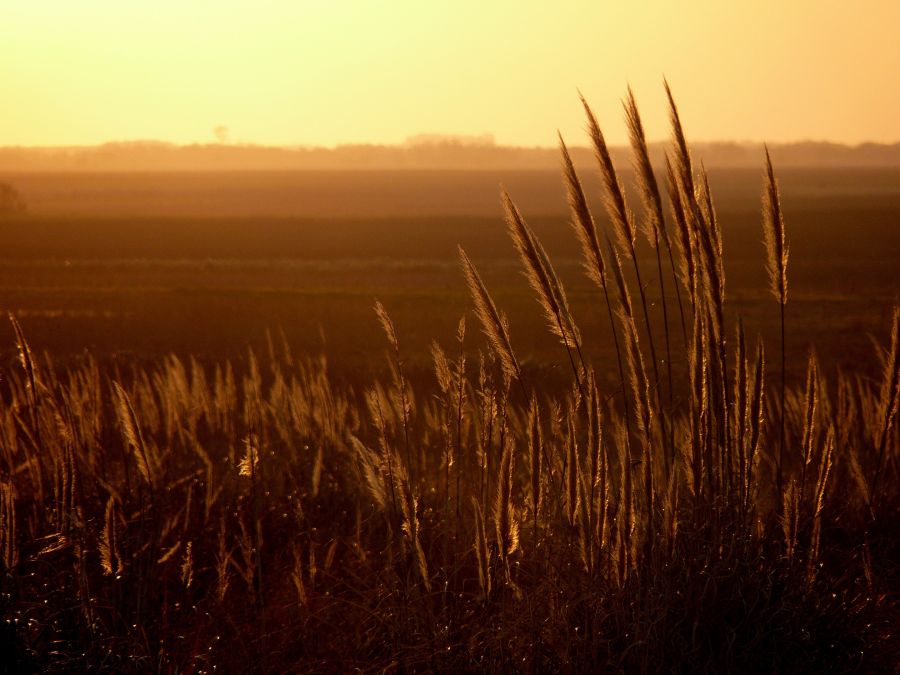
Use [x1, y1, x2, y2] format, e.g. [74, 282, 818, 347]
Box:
[582, 91, 670, 478]
[559, 132, 635, 459]
[580, 93, 634, 255]
[558, 133, 605, 290]
[624, 87, 680, 468]
[582, 94, 648, 317]
[397, 457, 431, 593]
[458, 245, 522, 387]
[685, 161, 732, 497]
[664, 82, 741, 508]
[697, 162, 730, 425]
[623, 87, 666, 254]
[665, 82, 717, 358]
[502, 189, 586, 391]
[605, 239, 653, 489]
[665, 79, 695, 200]
[617, 298, 655, 553]
[559, 103, 661, 561]
[367, 301, 433, 594]
[363, 384, 402, 528]
[664, 84, 720, 333]
[374, 299, 415, 477]
[576, 372, 610, 577]
[665, 153, 697, 312]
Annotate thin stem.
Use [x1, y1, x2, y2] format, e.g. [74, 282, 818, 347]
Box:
[778, 300, 786, 510]
[653, 231, 676, 479]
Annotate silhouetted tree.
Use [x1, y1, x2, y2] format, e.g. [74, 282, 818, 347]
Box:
[0, 183, 27, 216]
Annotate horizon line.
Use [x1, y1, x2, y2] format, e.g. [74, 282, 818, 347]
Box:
[3, 138, 900, 152]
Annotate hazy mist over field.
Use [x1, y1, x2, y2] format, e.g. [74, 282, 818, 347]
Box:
[0, 165, 896, 395]
[3, 139, 900, 173]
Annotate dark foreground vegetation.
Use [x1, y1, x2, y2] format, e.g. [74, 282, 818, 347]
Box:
[1, 88, 898, 673]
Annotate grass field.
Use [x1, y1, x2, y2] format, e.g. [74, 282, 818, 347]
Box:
[0, 150, 898, 672]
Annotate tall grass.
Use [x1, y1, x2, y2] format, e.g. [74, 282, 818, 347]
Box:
[0, 87, 898, 672]
[763, 147, 790, 508]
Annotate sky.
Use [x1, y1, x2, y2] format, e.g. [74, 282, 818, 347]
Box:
[2, 1, 899, 148]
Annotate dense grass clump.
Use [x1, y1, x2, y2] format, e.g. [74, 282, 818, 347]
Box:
[1, 86, 898, 673]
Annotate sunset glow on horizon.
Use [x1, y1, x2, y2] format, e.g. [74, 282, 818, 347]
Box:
[3, 0, 899, 148]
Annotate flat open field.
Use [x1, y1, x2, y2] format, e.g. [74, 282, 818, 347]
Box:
[1, 168, 897, 387]
[2, 166, 899, 672]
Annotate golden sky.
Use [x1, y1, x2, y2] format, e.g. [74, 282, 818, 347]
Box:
[3, 1, 899, 147]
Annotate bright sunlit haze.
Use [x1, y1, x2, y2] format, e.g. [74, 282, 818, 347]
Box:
[3, 0, 899, 147]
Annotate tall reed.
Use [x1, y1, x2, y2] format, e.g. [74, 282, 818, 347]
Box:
[762, 147, 789, 507]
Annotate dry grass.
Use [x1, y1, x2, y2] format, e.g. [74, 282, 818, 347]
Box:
[0, 86, 898, 673]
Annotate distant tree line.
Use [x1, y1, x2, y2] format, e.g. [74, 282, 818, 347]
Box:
[0, 140, 898, 172]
